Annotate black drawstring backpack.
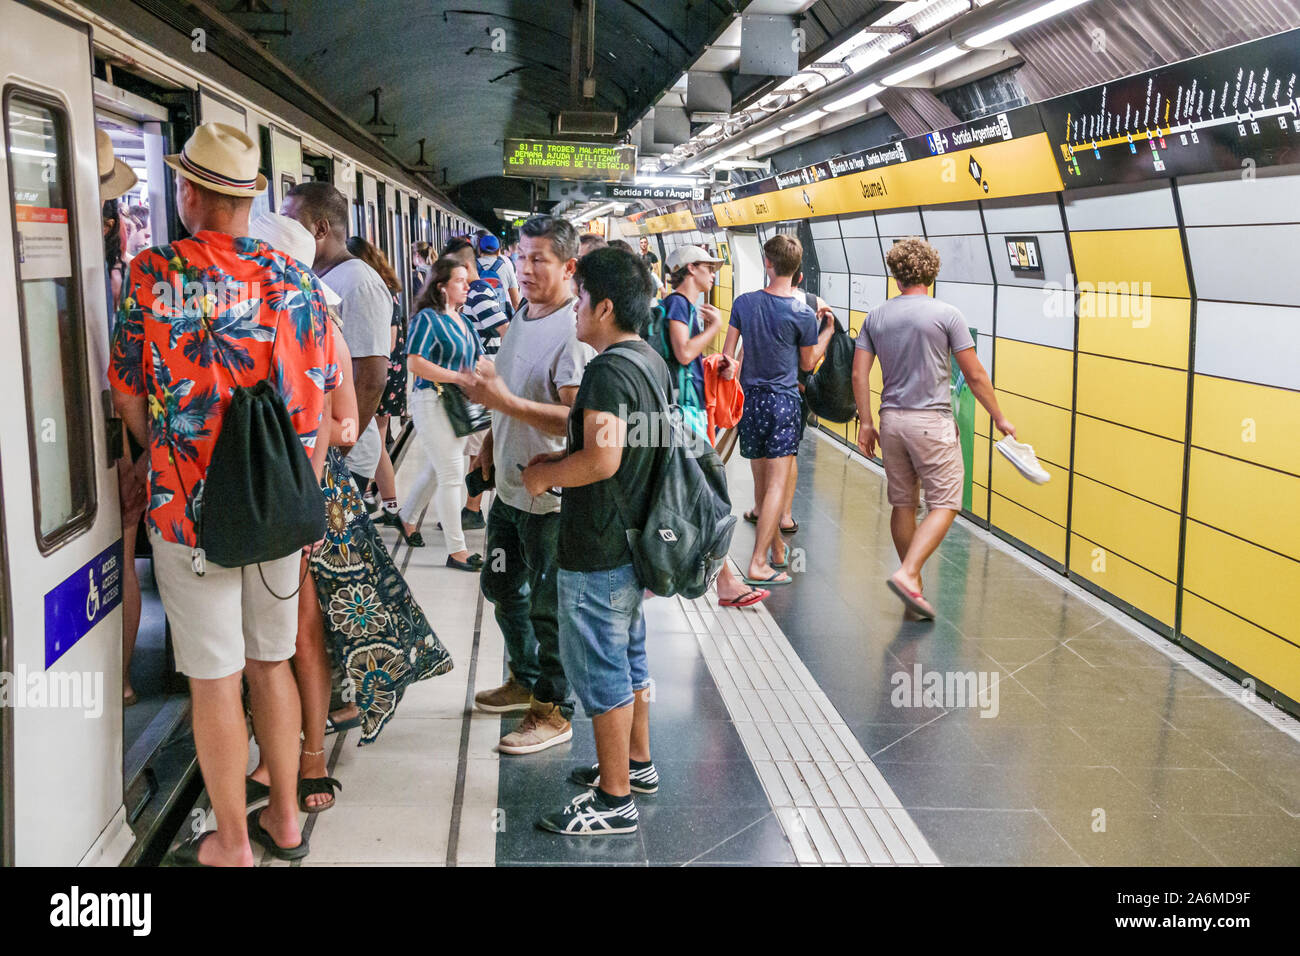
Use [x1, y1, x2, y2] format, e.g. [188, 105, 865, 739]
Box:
[165, 281, 325, 596]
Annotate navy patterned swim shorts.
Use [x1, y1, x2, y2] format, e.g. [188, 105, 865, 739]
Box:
[738, 385, 802, 459]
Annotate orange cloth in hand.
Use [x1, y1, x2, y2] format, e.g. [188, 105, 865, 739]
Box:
[703, 353, 744, 444]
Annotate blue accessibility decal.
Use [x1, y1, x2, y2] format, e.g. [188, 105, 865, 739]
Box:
[44, 539, 124, 668]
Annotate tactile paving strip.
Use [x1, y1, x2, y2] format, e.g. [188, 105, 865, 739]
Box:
[680, 565, 940, 866]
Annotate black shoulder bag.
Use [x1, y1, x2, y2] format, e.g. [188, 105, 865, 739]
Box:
[436, 311, 490, 437]
[165, 287, 325, 597]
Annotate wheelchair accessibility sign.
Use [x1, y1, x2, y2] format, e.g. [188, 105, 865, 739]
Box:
[44, 540, 123, 668]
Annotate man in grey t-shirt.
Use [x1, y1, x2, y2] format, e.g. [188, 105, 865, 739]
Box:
[283, 182, 391, 489]
[852, 237, 1014, 621]
[463, 215, 593, 756]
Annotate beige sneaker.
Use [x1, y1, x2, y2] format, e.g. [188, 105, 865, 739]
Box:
[474, 676, 533, 714]
[498, 699, 573, 755]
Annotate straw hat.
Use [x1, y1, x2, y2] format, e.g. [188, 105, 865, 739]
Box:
[248, 211, 341, 306]
[164, 122, 267, 197]
[96, 128, 137, 202]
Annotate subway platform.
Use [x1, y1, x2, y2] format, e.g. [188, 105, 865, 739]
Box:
[198, 430, 1300, 867]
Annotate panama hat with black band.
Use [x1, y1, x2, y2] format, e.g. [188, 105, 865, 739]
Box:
[164, 122, 268, 197]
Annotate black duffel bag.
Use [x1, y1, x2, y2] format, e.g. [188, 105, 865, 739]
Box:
[805, 316, 858, 423]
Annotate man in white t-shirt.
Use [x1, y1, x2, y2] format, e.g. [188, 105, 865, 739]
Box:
[477, 233, 521, 313]
[464, 216, 594, 756]
[283, 182, 391, 490]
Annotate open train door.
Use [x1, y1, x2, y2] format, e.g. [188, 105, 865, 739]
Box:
[0, 0, 131, 865]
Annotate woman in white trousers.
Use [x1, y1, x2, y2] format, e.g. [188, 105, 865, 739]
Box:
[399, 255, 486, 572]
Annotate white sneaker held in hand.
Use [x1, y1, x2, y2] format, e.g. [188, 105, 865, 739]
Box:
[996, 437, 1050, 484]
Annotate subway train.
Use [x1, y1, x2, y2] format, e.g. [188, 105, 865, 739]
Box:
[0, 0, 482, 866]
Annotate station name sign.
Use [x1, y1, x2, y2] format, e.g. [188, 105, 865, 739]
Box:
[504, 139, 637, 183]
[606, 184, 705, 201]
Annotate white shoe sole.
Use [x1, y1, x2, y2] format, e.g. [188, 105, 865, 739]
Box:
[497, 725, 573, 755]
[539, 822, 639, 836]
[474, 699, 533, 714]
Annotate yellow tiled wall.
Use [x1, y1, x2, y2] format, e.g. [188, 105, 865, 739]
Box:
[1063, 187, 1192, 630]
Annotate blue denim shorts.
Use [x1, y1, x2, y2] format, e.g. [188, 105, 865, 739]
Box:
[738, 385, 802, 459]
[557, 564, 650, 717]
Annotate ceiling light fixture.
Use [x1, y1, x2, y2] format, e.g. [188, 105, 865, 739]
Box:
[965, 0, 1092, 46]
[780, 108, 827, 131]
[823, 83, 884, 112]
[880, 44, 967, 85]
[750, 126, 787, 144]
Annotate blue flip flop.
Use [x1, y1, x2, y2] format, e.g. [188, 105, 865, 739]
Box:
[743, 572, 791, 586]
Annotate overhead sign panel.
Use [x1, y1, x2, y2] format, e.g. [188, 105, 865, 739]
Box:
[1039, 28, 1300, 187]
[710, 107, 1061, 225]
[504, 139, 637, 183]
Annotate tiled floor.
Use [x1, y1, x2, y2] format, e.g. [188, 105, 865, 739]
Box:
[175, 426, 1300, 866]
[752, 431, 1300, 866]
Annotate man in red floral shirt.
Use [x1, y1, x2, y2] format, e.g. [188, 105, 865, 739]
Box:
[110, 123, 340, 866]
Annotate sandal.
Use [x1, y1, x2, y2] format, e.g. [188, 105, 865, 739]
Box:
[780, 520, 799, 535]
[743, 510, 759, 524]
[246, 776, 270, 805]
[742, 571, 792, 586]
[123, 690, 139, 708]
[770, 547, 789, 570]
[886, 575, 935, 620]
[325, 712, 362, 736]
[298, 776, 342, 814]
[247, 809, 309, 861]
[719, 587, 768, 608]
[171, 830, 218, 867]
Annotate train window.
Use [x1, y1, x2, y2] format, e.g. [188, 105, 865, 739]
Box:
[4, 91, 95, 550]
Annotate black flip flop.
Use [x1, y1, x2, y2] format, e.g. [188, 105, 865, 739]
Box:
[298, 776, 342, 814]
[780, 520, 799, 535]
[247, 809, 309, 861]
[743, 510, 759, 524]
[170, 830, 218, 867]
[246, 776, 270, 805]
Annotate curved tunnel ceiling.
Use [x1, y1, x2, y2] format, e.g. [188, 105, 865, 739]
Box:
[261, 0, 742, 222]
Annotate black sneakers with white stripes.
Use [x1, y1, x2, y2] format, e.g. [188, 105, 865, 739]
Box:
[536, 789, 639, 836]
[568, 761, 660, 794]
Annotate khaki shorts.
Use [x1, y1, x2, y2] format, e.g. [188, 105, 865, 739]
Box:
[149, 531, 303, 680]
[465, 428, 487, 458]
[879, 408, 964, 510]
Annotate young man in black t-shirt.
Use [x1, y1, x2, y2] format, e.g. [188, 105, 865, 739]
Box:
[521, 247, 667, 835]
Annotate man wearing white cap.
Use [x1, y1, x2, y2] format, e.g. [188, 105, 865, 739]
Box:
[282, 181, 392, 498]
[110, 122, 341, 865]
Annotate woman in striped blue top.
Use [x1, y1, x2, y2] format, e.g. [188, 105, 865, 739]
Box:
[399, 256, 487, 571]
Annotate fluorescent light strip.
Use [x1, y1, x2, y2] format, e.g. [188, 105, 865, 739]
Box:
[880, 44, 967, 85]
[750, 126, 787, 144]
[781, 109, 826, 131]
[824, 84, 883, 112]
[965, 0, 1091, 46]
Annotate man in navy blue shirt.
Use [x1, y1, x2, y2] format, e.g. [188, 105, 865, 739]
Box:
[723, 234, 833, 587]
